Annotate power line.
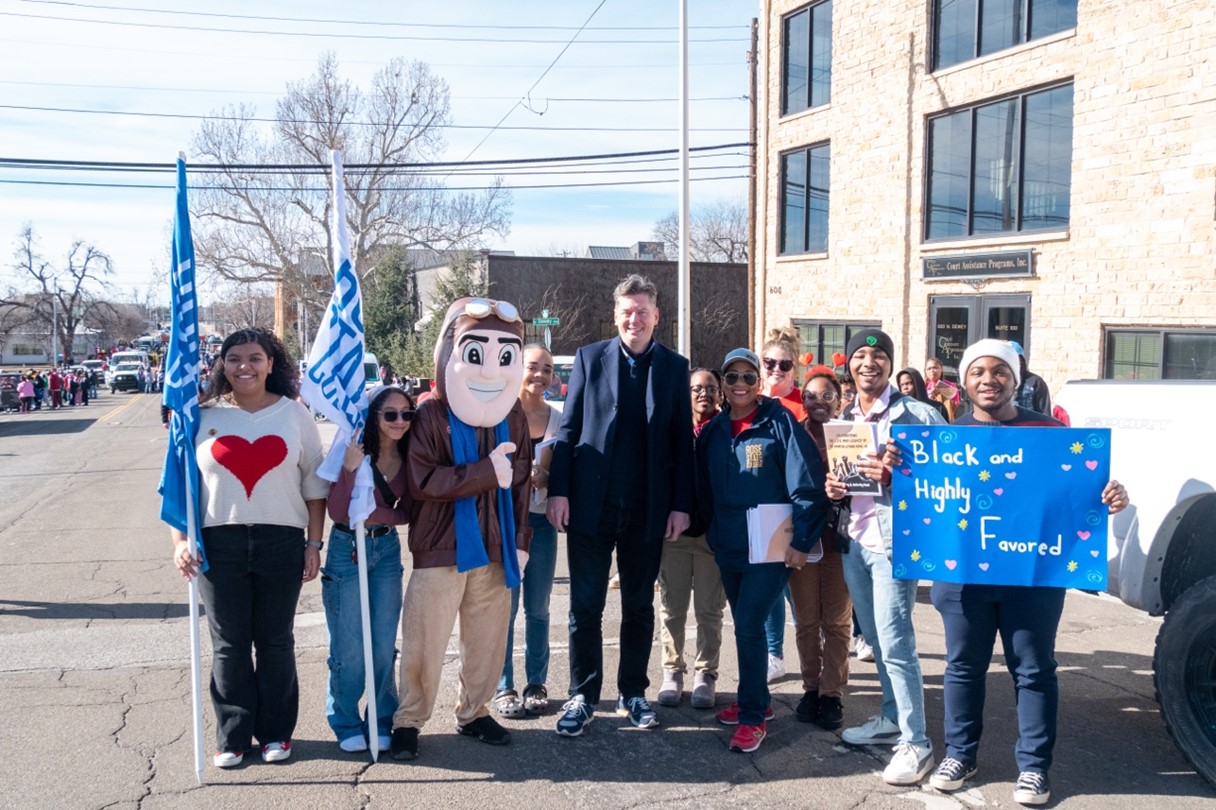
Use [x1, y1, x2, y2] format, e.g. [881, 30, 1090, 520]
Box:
[0, 174, 749, 192]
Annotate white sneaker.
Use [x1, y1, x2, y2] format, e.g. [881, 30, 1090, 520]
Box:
[213, 750, 243, 768]
[766, 654, 785, 683]
[841, 714, 901, 746]
[261, 741, 291, 763]
[339, 734, 368, 753]
[883, 741, 934, 785]
[854, 635, 875, 662]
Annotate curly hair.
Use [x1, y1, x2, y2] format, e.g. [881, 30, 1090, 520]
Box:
[362, 386, 415, 462]
[762, 326, 800, 361]
[202, 327, 299, 404]
[804, 366, 843, 399]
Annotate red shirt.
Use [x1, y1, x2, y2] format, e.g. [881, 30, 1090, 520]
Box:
[730, 413, 755, 438]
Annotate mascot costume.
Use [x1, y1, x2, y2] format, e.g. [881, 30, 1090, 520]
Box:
[389, 298, 533, 759]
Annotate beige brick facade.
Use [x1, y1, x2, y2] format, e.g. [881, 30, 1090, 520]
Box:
[756, 0, 1216, 392]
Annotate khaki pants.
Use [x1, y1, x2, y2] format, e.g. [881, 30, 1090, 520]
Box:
[787, 542, 853, 698]
[392, 563, 511, 730]
[657, 534, 725, 675]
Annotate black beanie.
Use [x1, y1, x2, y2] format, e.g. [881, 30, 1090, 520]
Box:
[846, 329, 895, 363]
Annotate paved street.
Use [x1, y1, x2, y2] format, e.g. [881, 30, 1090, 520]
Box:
[0, 393, 1213, 809]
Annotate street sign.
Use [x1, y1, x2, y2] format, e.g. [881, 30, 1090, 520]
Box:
[532, 317, 560, 326]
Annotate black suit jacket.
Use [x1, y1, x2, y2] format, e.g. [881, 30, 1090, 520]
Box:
[548, 337, 694, 539]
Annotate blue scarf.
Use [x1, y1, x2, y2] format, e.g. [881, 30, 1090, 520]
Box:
[446, 408, 521, 589]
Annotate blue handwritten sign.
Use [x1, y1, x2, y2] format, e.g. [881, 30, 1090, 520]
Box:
[890, 426, 1111, 589]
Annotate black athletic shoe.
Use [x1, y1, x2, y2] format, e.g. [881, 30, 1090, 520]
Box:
[795, 690, 820, 723]
[390, 727, 419, 761]
[816, 695, 844, 730]
[457, 715, 512, 745]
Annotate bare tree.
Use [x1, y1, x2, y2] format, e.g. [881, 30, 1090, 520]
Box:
[208, 280, 276, 333]
[191, 53, 512, 293]
[652, 198, 749, 263]
[5, 224, 115, 362]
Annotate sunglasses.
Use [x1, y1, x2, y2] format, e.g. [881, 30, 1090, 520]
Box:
[763, 358, 794, 372]
[462, 298, 521, 324]
[380, 408, 416, 423]
[803, 391, 838, 403]
[690, 385, 720, 395]
[723, 371, 759, 386]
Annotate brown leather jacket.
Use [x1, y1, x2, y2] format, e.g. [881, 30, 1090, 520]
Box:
[406, 396, 533, 569]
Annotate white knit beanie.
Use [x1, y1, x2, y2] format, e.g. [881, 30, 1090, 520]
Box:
[959, 339, 1021, 387]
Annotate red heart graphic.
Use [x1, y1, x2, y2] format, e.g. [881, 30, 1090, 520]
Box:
[211, 435, 288, 498]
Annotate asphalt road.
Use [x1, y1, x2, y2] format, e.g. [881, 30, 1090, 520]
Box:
[0, 392, 1212, 809]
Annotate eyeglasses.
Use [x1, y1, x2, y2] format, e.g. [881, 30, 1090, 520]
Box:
[763, 358, 794, 372]
[690, 385, 720, 395]
[380, 409, 416, 423]
[802, 391, 838, 403]
[723, 371, 759, 386]
[462, 298, 521, 324]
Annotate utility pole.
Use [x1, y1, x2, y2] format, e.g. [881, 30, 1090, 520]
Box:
[51, 282, 59, 366]
[747, 18, 759, 347]
[676, 0, 691, 358]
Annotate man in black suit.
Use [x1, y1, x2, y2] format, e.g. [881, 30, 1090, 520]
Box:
[547, 274, 694, 736]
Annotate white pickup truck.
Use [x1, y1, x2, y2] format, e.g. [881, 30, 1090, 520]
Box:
[1055, 380, 1216, 787]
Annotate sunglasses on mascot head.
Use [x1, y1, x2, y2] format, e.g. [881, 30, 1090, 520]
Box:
[723, 371, 759, 386]
[461, 299, 521, 324]
[763, 358, 794, 372]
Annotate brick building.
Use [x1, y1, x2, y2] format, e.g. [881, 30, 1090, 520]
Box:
[755, 0, 1216, 390]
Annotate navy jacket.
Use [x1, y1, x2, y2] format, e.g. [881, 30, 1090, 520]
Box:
[696, 396, 830, 572]
[548, 337, 694, 539]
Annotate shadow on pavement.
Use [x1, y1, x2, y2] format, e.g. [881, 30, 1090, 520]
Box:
[0, 418, 95, 437]
[0, 599, 192, 621]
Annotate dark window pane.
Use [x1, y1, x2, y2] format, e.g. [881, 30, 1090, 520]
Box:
[986, 305, 1026, 344]
[1164, 333, 1216, 379]
[1104, 332, 1161, 380]
[781, 150, 808, 254]
[926, 112, 972, 239]
[808, 144, 831, 252]
[971, 99, 1020, 234]
[783, 9, 810, 115]
[933, 306, 970, 380]
[824, 324, 846, 362]
[979, 0, 1021, 57]
[1021, 85, 1073, 230]
[935, 0, 978, 70]
[1030, 0, 1076, 39]
[811, 2, 833, 107]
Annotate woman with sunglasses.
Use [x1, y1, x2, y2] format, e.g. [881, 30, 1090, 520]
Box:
[696, 349, 829, 753]
[788, 367, 854, 730]
[322, 384, 416, 753]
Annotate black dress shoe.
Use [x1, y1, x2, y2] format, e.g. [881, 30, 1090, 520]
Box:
[390, 727, 419, 760]
[456, 715, 511, 745]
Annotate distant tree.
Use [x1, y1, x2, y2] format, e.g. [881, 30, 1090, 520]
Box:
[5, 224, 115, 362]
[362, 246, 419, 361]
[381, 252, 486, 378]
[190, 53, 512, 298]
[652, 198, 749, 263]
[208, 280, 276, 333]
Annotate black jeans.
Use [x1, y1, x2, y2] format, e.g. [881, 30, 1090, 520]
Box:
[198, 524, 304, 753]
[566, 506, 663, 704]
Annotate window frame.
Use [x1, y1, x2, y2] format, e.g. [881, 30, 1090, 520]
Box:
[779, 141, 831, 256]
[781, 0, 833, 117]
[793, 319, 881, 369]
[1103, 328, 1216, 381]
[931, 0, 1078, 72]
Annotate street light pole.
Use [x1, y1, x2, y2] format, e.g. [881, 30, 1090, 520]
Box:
[51, 282, 59, 366]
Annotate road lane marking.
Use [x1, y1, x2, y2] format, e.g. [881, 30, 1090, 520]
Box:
[98, 393, 148, 423]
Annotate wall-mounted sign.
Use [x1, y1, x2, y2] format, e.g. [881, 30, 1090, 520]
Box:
[922, 250, 1033, 281]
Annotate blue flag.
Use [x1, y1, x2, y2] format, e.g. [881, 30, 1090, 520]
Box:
[300, 150, 374, 520]
[158, 157, 205, 569]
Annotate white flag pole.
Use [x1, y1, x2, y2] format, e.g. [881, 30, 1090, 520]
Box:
[355, 514, 377, 761]
[186, 470, 205, 783]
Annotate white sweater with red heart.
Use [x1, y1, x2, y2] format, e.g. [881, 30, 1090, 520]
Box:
[196, 397, 330, 529]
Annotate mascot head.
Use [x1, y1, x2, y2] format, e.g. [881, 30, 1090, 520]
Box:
[433, 297, 525, 427]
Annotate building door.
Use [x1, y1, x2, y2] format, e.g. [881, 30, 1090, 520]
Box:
[928, 294, 1030, 381]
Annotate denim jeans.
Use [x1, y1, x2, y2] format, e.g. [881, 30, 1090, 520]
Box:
[197, 523, 304, 753]
[931, 583, 1065, 773]
[842, 543, 930, 748]
[567, 507, 663, 704]
[720, 563, 791, 726]
[321, 525, 404, 742]
[500, 512, 559, 690]
[763, 585, 794, 657]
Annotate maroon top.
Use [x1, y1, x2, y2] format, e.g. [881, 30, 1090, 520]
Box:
[326, 463, 411, 526]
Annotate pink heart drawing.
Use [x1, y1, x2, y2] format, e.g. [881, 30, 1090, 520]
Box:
[978, 563, 990, 571]
[1005, 472, 1017, 480]
[1061, 464, 1072, 471]
[900, 467, 912, 476]
[922, 518, 931, 525]
[944, 560, 958, 570]
[1091, 550, 1101, 557]
[1077, 530, 1091, 540]
[902, 529, 911, 535]
[897, 432, 907, 439]
[1086, 460, 1099, 470]
[993, 488, 1004, 496]
[921, 430, 930, 437]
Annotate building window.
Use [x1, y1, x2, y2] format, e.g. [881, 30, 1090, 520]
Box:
[780, 143, 830, 255]
[12, 343, 43, 356]
[794, 320, 880, 368]
[934, 0, 1077, 71]
[925, 83, 1073, 240]
[1105, 329, 1216, 380]
[782, 1, 832, 116]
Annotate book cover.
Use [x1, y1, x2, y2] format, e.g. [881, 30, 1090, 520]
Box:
[823, 421, 882, 495]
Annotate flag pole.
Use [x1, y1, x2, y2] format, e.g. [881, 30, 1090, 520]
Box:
[186, 456, 205, 783]
[354, 514, 377, 760]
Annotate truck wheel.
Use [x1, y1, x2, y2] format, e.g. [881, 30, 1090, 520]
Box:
[1154, 574, 1216, 788]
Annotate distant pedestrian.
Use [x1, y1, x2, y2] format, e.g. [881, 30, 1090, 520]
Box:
[17, 375, 35, 413]
[896, 368, 948, 421]
[1008, 341, 1052, 415]
[48, 369, 62, 409]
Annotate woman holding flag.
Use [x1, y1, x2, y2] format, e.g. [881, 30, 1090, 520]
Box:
[171, 327, 329, 768]
[323, 384, 416, 753]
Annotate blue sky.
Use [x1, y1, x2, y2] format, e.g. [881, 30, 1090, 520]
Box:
[0, 0, 753, 303]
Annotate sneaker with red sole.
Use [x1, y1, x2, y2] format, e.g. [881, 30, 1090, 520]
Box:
[261, 741, 291, 763]
[716, 703, 775, 725]
[729, 723, 766, 753]
[213, 750, 244, 768]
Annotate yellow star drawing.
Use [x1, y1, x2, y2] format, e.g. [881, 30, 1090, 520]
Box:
[910, 550, 921, 561]
[1070, 442, 1083, 454]
[898, 500, 908, 511]
[1067, 560, 1078, 572]
[978, 470, 991, 482]
[957, 518, 968, 530]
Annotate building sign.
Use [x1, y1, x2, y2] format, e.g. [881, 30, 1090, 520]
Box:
[922, 251, 1033, 281]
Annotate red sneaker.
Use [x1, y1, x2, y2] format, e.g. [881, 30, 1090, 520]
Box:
[716, 702, 775, 725]
[729, 722, 766, 753]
